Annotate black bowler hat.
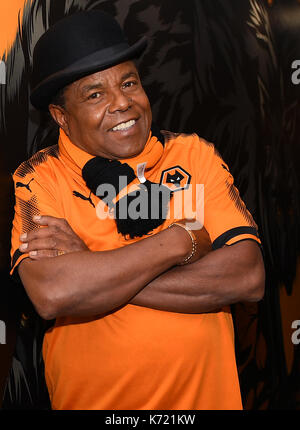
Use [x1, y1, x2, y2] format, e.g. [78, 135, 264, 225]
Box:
[30, 10, 148, 111]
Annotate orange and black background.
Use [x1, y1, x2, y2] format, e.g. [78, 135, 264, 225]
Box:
[0, 0, 300, 410]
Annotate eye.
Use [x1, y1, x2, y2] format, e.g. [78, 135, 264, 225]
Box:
[123, 80, 138, 89]
[88, 92, 102, 100]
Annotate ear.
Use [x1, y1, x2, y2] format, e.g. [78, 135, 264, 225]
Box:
[49, 104, 70, 136]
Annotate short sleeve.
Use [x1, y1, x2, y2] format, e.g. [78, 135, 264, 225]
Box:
[196, 137, 261, 250]
[10, 165, 62, 277]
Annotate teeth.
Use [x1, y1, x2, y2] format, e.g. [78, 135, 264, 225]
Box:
[112, 119, 136, 131]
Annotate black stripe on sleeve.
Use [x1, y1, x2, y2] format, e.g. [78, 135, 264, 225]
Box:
[11, 249, 29, 283]
[11, 249, 23, 269]
[212, 226, 259, 250]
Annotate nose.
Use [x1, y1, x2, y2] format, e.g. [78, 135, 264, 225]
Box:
[108, 89, 132, 114]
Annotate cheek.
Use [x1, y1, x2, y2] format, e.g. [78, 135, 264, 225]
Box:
[93, 106, 107, 120]
[140, 95, 152, 124]
[85, 107, 106, 126]
[71, 109, 107, 136]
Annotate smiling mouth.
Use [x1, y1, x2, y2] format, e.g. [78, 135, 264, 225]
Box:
[111, 119, 137, 132]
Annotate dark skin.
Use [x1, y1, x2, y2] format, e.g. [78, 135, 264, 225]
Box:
[18, 60, 265, 320]
[19, 215, 264, 319]
[50, 61, 152, 159]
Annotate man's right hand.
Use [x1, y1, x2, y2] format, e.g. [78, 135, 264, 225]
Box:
[19, 215, 89, 259]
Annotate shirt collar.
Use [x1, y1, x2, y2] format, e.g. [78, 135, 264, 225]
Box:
[58, 127, 164, 178]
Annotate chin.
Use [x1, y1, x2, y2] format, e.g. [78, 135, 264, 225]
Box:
[116, 144, 145, 160]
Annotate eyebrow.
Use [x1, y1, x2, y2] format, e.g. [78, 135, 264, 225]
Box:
[121, 71, 139, 81]
[80, 72, 139, 95]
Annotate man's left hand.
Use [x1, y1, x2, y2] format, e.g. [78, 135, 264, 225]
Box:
[19, 215, 89, 259]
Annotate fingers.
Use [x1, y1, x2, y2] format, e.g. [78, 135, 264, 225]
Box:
[19, 216, 74, 245]
[19, 237, 60, 254]
[19, 215, 69, 256]
[18, 215, 88, 259]
[20, 226, 58, 243]
[176, 218, 203, 231]
[28, 249, 64, 260]
[32, 215, 73, 233]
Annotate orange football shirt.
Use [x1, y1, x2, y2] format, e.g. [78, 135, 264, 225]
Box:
[10, 128, 261, 410]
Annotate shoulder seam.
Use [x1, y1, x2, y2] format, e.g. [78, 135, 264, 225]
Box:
[14, 145, 59, 178]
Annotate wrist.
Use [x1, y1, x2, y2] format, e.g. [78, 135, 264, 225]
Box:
[165, 223, 195, 265]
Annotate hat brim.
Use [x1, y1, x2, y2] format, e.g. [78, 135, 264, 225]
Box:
[30, 36, 148, 111]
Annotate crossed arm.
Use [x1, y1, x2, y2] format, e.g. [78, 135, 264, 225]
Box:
[17, 216, 265, 320]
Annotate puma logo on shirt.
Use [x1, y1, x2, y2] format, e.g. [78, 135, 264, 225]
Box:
[73, 190, 95, 208]
[16, 178, 34, 192]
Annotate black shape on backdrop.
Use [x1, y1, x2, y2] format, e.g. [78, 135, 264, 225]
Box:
[0, 0, 299, 409]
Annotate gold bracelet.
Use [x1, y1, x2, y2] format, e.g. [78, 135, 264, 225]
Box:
[168, 222, 197, 265]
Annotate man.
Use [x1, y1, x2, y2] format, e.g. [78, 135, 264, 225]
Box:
[10, 10, 265, 410]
